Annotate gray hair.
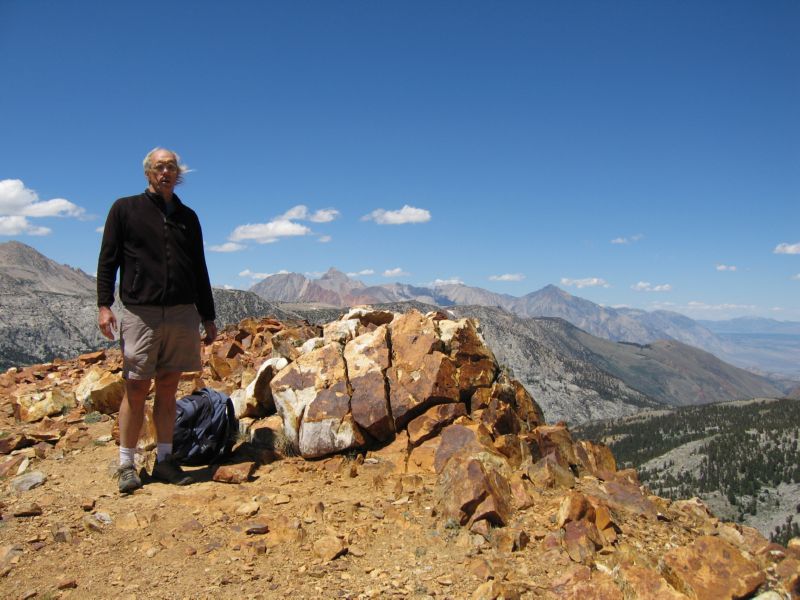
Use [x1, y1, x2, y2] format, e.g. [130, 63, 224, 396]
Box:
[142, 147, 191, 185]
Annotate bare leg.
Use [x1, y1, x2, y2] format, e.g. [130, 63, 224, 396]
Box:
[119, 379, 152, 449]
[153, 371, 182, 445]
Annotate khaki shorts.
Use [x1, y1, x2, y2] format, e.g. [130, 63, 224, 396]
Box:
[120, 304, 202, 380]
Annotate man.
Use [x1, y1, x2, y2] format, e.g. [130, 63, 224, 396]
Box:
[97, 148, 217, 494]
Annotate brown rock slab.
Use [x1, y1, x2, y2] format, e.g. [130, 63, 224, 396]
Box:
[0, 455, 26, 479]
[0, 432, 33, 455]
[213, 462, 256, 483]
[596, 478, 659, 520]
[12, 502, 42, 517]
[78, 349, 106, 364]
[527, 453, 575, 489]
[491, 527, 529, 553]
[619, 563, 689, 599]
[57, 578, 78, 590]
[433, 422, 496, 475]
[407, 402, 467, 446]
[312, 535, 347, 561]
[388, 310, 441, 367]
[388, 351, 458, 429]
[533, 424, 577, 465]
[557, 491, 594, 527]
[436, 451, 512, 527]
[562, 519, 603, 564]
[244, 522, 269, 535]
[574, 439, 617, 478]
[347, 325, 393, 440]
[661, 535, 766, 600]
[564, 571, 624, 600]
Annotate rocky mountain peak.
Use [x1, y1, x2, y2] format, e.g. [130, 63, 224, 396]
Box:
[1, 309, 797, 597]
[0, 240, 95, 296]
[319, 267, 350, 282]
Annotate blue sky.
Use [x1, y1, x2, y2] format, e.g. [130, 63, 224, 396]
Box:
[1, 1, 798, 320]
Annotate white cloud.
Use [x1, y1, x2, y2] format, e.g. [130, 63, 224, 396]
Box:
[280, 205, 309, 220]
[774, 242, 800, 255]
[715, 264, 737, 272]
[560, 277, 610, 289]
[631, 281, 672, 292]
[227, 204, 338, 246]
[792, 274, 800, 281]
[489, 273, 525, 282]
[383, 267, 410, 277]
[0, 179, 86, 236]
[279, 205, 340, 223]
[346, 269, 375, 277]
[432, 278, 464, 286]
[611, 234, 644, 245]
[95, 226, 104, 233]
[208, 242, 245, 253]
[229, 219, 311, 244]
[0, 216, 51, 236]
[309, 209, 339, 223]
[362, 205, 431, 225]
[238, 269, 288, 280]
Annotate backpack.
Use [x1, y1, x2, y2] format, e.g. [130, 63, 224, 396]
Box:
[172, 387, 238, 465]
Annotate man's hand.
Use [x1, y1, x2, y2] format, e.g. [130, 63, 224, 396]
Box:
[98, 306, 117, 340]
[202, 320, 217, 345]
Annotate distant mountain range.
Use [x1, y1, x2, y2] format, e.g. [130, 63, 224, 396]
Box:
[0, 241, 299, 370]
[251, 268, 799, 379]
[0, 241, 790, 425]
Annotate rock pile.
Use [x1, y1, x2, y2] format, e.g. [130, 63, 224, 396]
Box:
[1, 308, 798, 599]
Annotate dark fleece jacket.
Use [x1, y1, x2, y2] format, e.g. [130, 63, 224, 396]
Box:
[96, 190, 215, 321]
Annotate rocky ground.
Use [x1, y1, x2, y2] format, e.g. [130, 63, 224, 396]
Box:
[1, 310, 799, 599]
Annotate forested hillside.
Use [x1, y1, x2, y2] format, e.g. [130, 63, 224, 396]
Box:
[575, 398, 800, 545]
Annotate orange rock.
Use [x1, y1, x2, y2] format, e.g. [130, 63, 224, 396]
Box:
[436, 452, 512, 527]
[557, 491, 594, 527]
[661, 535, 766, 600]
[433, 422, 496, 474]
[564, 571, 623, 600]
[388, 352, 458, 429]
[406, 436, 439, 474]
[618, 563, 690, 599]
[562, 519, 602, 564]
[407, 403, 466, 446]
[574, 439, 617, 478]
[527, 453, 575, 489]
[533, 424, 577, 466]
[213, 461, 256, 484]
[78, 350, 106, 365]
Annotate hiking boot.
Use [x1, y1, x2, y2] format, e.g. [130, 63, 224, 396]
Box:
[151, 455, 193, 486]
[115, 464, 142, 494]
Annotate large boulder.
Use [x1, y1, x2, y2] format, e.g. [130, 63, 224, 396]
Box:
[232, 357, 288, 419]
[272, 343, 364, 457]
[74, 367, 125, 414]
[345, 325, 393, 441]
[14, 387, 76, 423]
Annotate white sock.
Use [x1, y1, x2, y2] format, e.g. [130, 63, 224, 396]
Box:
[119, 447, 136, 468]
[157, 443, 173, 462]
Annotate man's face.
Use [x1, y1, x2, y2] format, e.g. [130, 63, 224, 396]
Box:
[146, 150, 179, 196]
